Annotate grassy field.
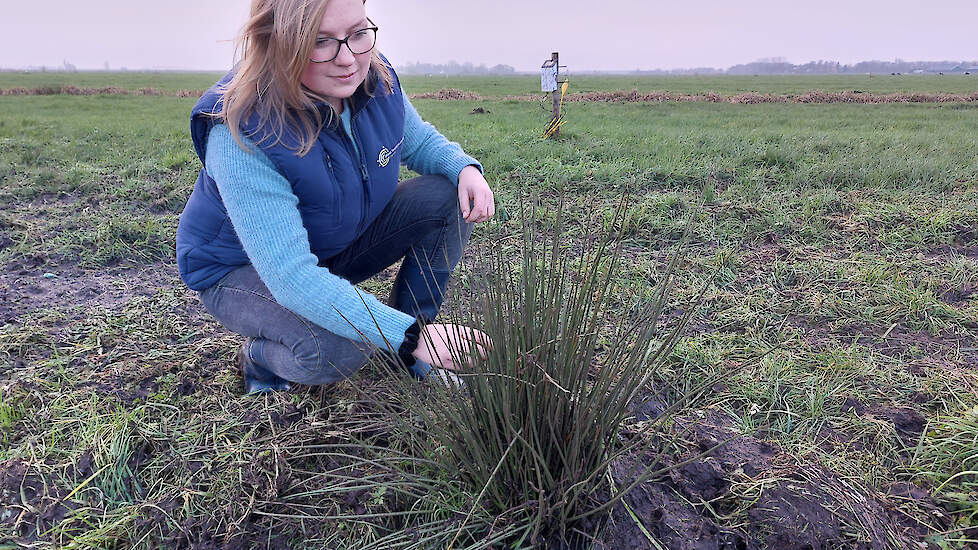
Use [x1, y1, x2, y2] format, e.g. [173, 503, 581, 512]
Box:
[3, 70, 978, 96]
[1, 75, 977, 548]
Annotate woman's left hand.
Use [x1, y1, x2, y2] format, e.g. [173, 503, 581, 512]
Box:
[457, 165, 495, 223]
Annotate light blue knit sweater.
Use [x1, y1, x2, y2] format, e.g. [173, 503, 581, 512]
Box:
[204, 91, 481, 351]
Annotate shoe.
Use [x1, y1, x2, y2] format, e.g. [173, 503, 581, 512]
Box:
[237, 339, 291, 395]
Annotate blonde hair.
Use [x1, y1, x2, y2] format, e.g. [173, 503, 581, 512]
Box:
[217, 0, 393, 156]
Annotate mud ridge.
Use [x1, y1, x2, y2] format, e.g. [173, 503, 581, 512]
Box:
[504, 90, 978, 104]
[0, 86, 203, 97]
[6, 86, 978, 104]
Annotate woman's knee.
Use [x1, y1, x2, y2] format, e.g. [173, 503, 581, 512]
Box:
[288, 330, 372, 385]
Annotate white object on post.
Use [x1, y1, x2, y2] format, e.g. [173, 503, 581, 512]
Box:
[541, 52, 558, 92]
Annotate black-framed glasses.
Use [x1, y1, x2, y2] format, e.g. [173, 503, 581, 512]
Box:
[310, 21, 379, 63]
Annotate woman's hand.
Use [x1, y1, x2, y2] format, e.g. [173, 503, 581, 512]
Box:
[412, 323, 492, 371]
[457, 165, 495, 223]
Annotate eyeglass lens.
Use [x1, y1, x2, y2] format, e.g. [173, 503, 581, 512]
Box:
[311, 29, 377, 63]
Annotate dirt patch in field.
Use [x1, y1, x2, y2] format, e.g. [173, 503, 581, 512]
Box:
[0, 459, 80, 544]
[783, 314, 977, 363]
[868, 406, 927, 446]
[592, 412, 946, 549]
[0, 261, 185, 324]
[926, 244, 978, 260]
[410, 88, 482, 100]
[939, 285, 976, 306]
[853, 323, 977, 362]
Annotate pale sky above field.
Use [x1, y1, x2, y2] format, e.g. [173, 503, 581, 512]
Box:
[2, 0, 975, 72]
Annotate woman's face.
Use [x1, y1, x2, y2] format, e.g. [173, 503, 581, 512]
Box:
[300, 0, 372, 111]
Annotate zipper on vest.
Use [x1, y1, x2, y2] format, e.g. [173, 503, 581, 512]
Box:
[350, 110, 371, 235]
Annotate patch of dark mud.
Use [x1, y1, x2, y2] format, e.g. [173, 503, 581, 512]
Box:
[953, 223, 978, 246]
[591, 411, 942, 549]
[745, 466, 944, 550]
[629, 391, 669, 421]
[0, 458, 79, 543]
[591, 454, 749, 549]
[73, 449, 96, 479]
[925, 244, 978, 260]
[239, 401, 307, 429]
[239, 451, 294, 502]
[0, 261, 190, 325]
[133, 504, 294, 550]
[410, 88, 481, 100]
[870, 406, 926, 446]
[174, 375, 198, 396]
[76, 372, 162, 404]
[784, 315, 977, 363]
[813, 424, 869, 456]
[686, 416, 776, 479]
[590, 414, 769, 549]
[746, 482, 845, 549]
[863, 324, 977, 362]
[939, 285, 975, 306]
[672, 458, 728, 501]
[884, 481, 956, 541]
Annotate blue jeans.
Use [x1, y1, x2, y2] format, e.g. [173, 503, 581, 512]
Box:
[199, 174, 473, 387]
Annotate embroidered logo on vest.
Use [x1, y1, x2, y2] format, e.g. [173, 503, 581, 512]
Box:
[377, 137, 404, 168]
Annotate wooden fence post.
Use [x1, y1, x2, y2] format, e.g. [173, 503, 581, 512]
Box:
[551, 52, 560, 137]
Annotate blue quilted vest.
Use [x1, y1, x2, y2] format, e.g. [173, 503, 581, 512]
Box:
[175, 64, 405, 290]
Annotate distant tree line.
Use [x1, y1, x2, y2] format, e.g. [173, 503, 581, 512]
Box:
[398, 58, 978, 76]
[724, 58, 978, 75]
[397, 61, 516, 75]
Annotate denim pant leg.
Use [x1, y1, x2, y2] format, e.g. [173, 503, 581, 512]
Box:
[325, 174, 473, 323]
[199, 265, 373, 386]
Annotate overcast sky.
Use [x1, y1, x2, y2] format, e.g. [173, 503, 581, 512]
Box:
[2, 0, 975, 71]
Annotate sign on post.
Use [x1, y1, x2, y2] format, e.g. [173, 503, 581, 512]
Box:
[541, 52, 558, 92]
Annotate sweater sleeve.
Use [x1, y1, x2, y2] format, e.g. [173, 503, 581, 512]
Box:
[400, 89, 483, 185]
[204, 123, 416, 350]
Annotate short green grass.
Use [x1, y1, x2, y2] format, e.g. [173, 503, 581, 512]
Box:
[3, 70, 977, 96]
[1, 75, 977, 548]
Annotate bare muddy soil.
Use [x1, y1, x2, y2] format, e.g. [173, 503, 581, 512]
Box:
[783, 314, 977, 365]
[0, 260, 184, 324]
[0, 459, 80, 544]
[592, 412, 947, 550]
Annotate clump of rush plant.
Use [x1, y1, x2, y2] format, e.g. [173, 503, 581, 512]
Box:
[375, 197, 714, 548]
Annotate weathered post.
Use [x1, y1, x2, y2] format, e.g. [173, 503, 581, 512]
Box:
[550, 53, 560, 137]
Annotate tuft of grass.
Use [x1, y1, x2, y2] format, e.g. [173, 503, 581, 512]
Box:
[376, 197, 716, 546]
[911, 408, 978, 547]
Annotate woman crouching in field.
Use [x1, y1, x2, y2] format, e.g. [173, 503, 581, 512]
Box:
[175, 0, 494, 393]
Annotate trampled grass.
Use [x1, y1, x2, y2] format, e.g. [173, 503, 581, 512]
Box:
[1, 75, 977, 548]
